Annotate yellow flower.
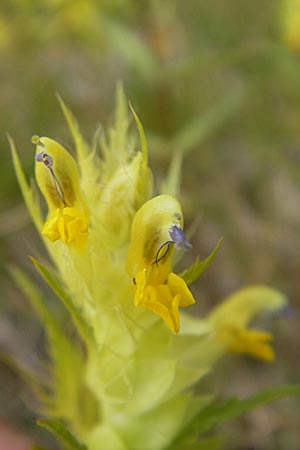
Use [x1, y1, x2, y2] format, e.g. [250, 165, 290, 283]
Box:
[42, 207, 89, 248]
[126, 194, 195, 333]
[207, 286, 286, 362]
[33, 136, 89, 247]
[281, 0, 300, 52]
[227, 328, 274, 362]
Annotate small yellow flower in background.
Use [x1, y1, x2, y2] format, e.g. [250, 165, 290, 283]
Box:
[228, 328, 274, 362]
[207, 285, 285, 362]
[126, 194, 195, 333]
[280, 0, 300, 52]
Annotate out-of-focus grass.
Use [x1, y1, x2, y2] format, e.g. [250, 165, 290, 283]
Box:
[0, 1, 299, 448]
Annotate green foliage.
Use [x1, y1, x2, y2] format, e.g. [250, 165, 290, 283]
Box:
[57, 95, 91, 164]
[10, 266, 99, 433]
[30, 257, 94, 346]
[10, 266, 61, 338]
[170, 384, 300, 449]
[129, 102, 148, 160]
[180, 238, 223, 284]
[9, 136, 42, 230]
[36, 419, 87, 450]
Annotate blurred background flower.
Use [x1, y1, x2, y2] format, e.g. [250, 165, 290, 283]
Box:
[1, 0, 300, 448]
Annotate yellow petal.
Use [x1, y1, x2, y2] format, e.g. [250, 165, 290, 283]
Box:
[134, 269, 147, 306]
[134, 270, 187, 333]
[126, 194, 183, 283]
[41, 207, 89, 248]
[167, 272, 195, 307]
[208, 286, 286, 330]
[127, 195, 194, 332]
[41, 208, 61, 242]
[227, 328, 275, 362]
[281, 0, 300, 53]
[141, 285, 180, 334]
[35, 137, 87, 214]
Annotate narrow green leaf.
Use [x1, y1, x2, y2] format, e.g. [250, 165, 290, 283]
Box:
[30, 257, 94, 345]
[57, 95, 90, 162]
[0, 350, 43, 393]
[8, 135, 42, 230]
[198, 384, 300, 433]
[10, 266, 59, 335]
[175, 384, 300, 444]
[180, 238, 223, 285]
[129, 102, 148, 161]
[9, 267, 91, 420]
[114, 82, 129, 152]
[36, 419, 87, 450]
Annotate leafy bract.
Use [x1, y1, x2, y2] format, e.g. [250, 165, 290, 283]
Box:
[30, 257, 94, 345]
[180, 238, 223, 285]
[36, 419, 87, 450]
[170, 384, 300, 448]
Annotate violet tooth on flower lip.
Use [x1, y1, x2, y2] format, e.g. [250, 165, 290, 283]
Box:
[169, 225, 192, 250]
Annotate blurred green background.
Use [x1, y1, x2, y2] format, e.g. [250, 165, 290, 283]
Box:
[1, 0, 300, 449]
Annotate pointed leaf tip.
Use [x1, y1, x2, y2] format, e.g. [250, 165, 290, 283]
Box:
[180, 238, 223, 285]
[36, 419, 87, 450]
[30, 256, 95, 345]
[129, 102, 148, 159]
[9, 136, 43, 229]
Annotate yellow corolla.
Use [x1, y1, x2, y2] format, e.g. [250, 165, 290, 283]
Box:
[207, 285, 287, 362]
[281, 0, 300, 53]
[34, 136, 89, 248]
[126, 194, 195, 333]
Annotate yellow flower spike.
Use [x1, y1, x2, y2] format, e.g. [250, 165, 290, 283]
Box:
[33, 136, 89, 247]
[126, 194, 195, 333]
